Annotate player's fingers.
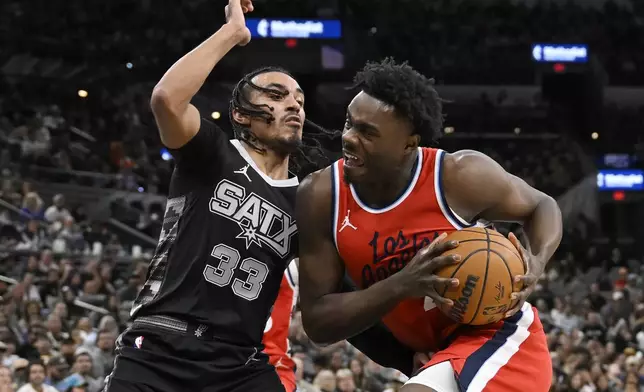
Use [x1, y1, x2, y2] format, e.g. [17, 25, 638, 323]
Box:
[429, 277, 459, 299]
[427, 291, 454, 307]
[426, 232, 448, 252]
[415, 352, 431, 363]
[416, 233, 446, 259]
[508, 232, 527, 256]
[508, 232, 530, 261]
[505, 300, 525, 318]
[413, 352, 431, 369]
[427, 254, 461, 270]
[510, 289, 529, 301]
[432, 239, 460, 256]
[514, 274, 537, 287]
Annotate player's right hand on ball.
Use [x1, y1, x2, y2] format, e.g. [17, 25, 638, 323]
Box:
[225, 0, 253, 46]
[396, 233, 461, 305]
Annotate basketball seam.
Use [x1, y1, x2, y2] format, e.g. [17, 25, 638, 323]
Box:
[458, 228, 504, 238]
[454, 239, 522, 261]
[467, 229, 491, 324]
[439, 249, 488, 297]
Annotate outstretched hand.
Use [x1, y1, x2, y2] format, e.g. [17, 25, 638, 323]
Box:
[506, 232, 540, 318]
[225, 0, 253, 46]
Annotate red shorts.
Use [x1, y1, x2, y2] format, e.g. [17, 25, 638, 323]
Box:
[276, 367, 296, 392]
[419, 302, 552, 392]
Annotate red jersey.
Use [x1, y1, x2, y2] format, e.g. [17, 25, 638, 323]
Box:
[263, 260, 298, 392]
[331, 147, 552, 391]
[332, 147, 474, 353]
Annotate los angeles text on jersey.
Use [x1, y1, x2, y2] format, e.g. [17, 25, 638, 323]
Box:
[362, 230, 439, 288]
[209, 179, 297, 258]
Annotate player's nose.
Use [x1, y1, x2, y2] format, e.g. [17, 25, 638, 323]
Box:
[284, 94, 302, 112]
[341, 125, 359, 147]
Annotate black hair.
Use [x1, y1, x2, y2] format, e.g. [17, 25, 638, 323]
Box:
[350, 57, 445, 146]
[229, 65, 289, 150]
[228, 66, 338, 177]
[27, 360, 45, 374]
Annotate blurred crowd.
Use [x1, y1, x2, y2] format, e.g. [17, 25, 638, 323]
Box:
[3, 0, 644, 85]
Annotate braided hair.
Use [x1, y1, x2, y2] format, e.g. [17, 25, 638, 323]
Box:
[228, 66, 338, 177]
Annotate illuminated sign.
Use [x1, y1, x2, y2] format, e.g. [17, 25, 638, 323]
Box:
[246, 18, 342, 39]
[532, 44, 588, 63]
[597, 169, 643, 191]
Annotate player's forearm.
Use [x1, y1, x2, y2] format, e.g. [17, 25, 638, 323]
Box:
[523, 195, 562, 274]
[348, 324, 415, 376]
[151, 24, 245, 112]
[338, 276, 415, 374]
[302, 275, 407, 345]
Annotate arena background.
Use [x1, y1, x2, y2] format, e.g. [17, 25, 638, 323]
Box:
[1, 0, 644, 391]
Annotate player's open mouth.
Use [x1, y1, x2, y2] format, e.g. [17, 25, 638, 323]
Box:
[343, 151, 364, 167]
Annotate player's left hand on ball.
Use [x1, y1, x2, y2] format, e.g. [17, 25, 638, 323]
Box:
[506, 232, 540, 318]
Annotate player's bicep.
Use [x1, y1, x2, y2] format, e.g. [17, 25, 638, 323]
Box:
[447, 150, 547, 222]
[150, 89, 201, 149]
[296, 171, 345, 307]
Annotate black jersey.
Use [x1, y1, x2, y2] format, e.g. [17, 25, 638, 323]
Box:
[131, 120, 298, 347]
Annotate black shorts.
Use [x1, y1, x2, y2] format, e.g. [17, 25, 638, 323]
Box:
[104, 316, 285, 392]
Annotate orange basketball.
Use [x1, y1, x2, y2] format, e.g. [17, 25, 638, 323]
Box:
[435, 227, 526, 325]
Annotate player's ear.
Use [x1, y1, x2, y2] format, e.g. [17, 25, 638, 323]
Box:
[405, 134, 420, 153]
[232, 109, 251, 125]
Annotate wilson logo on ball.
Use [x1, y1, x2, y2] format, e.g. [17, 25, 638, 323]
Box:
[449, 274, 480, 323]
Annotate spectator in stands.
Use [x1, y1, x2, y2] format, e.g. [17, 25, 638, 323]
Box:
[0, 365, 15, 392]
[45, 355, 70, 389]
[16, 361, 56, 392]
[45, 315, 67, 350]
[44, 196, 71, 225]
[16, 222, 48, 252]
[89, 330, 114, 378]
[70, 353, 101, 392]
[582, 312, 607, 345]
[55, 218, 85, 254]
[20, 194, 44, 222]
[336, 368, 360, 392]
[313, 369, 336, 392]
[292, 357, 318, 392]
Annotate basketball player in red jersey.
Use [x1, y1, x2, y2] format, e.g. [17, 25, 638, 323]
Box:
[296, 58, 563, 392]
[263, 260, 299, 392]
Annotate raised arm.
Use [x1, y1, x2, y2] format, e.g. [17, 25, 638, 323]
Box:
[150, 0, 252, 149]
[297, 168, 458, 345]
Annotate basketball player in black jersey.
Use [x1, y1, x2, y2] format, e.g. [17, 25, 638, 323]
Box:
[103, 1, 422, 391]
[103, 0, 303, 391]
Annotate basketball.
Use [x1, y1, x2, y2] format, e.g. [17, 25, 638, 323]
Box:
[435, 227, 526, 325]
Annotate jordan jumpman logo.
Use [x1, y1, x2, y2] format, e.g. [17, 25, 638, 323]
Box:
[234, 164, 252, 182]
[339, 210, 358, 232]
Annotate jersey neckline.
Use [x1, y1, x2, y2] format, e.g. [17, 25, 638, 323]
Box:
[349, 147, 423, 214]
[230, 140, 299, 188]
